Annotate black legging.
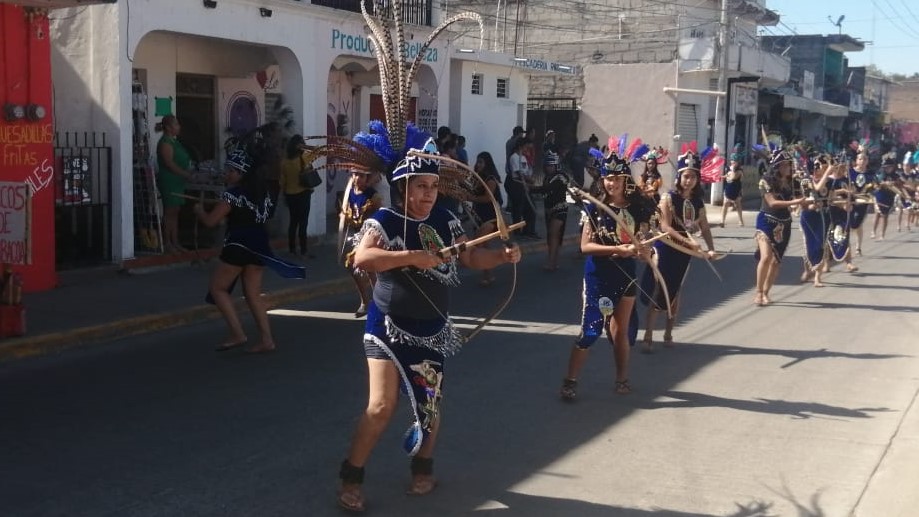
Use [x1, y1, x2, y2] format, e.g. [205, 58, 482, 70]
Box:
[285, 190, 312, 253]
[505, 178, 537, 234]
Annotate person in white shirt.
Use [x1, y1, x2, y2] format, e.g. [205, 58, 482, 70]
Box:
[504, 138, 539, 238]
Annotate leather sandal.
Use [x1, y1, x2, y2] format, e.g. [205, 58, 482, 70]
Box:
[560, 378, 578, 401]
[407, 457, 437, 495]
[338, 461, 366, 512]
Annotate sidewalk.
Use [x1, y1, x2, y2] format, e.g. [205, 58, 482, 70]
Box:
[0, 213, 579, 362]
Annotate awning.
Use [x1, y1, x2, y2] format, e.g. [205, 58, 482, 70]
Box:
[0, 0, 115, 8]
[782, 94, 849, 118]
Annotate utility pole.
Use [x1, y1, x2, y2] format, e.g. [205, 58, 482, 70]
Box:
[711, 0, 730, 205]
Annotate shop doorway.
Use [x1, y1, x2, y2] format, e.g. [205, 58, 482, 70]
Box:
[176, 74, 217, 164]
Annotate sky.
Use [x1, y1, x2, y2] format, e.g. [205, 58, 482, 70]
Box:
[766, 0, 919, 76]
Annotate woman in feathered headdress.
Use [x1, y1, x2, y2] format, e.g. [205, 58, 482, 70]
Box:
[193, 146, 306, 353]
[638, 148, 664, 203]
[753, 148, 807, 306]
[798, 153, 834, 287]
[327, 4, 523, 511]
[560, 155, 657, 400]
[541, 147, 570, 271]
[339, 141, 521, 511]
[847, 151, 875, 255]
[639, 149, 716, 351]
[719, 144, 746, 227]
[826, 154, 860, 273]
[870, 155, 899, 240]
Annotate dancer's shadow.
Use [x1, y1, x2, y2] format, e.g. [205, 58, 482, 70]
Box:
[771, 300, 919, 313]
[640, 390, 892, 420]
[710, 344, 909, 369]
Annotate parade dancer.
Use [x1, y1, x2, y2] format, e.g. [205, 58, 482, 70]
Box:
[337, 141, 521, 511]
[194, 147, 306, 353]
[753, 148, 806, 306]
[871, 155, 898, 240]
[799, 154, 834, 287]
[560, 155, 656, 400]
[542, 147, 571, 271]
[719, 145, 745, 227]
[848, 151, 874, 255]
[640, 151, 716, 352]
[341, 168, 383, 317]
[827, 159, 859, 273]
[638, 149, 664, 203]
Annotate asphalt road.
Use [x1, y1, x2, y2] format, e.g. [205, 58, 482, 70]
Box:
[2, 219, 918, 517]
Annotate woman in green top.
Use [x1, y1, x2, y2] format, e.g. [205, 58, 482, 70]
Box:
[157, 115, 194, 253]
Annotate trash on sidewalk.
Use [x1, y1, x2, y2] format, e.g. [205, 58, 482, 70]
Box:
[0, 263, 26, 338]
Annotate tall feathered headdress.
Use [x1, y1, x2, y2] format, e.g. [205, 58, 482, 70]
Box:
[361, 0, 483, 154]
[699, 145, 725, 184]
[304, 1, 484, 178]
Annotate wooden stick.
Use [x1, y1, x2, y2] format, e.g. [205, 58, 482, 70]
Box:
[171, 192, 219, 204]
[436, 221, 526, 258]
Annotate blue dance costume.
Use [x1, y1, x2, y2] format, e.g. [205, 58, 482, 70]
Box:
[848, 167, 874, 229]
[827, 176, 852, 262]
[357, 206, 465, 455]
[641, 191, 704, 308]
[544, 169, 571, 223]
[342, 186, 381, 267]
[576, 201, 652, 348]
[219, 187, 305, 277]
[873, 172, 897, 216]
[799, 177, 831, 268]
[723, 166, 743, 200]
[754, 177, 794, 262]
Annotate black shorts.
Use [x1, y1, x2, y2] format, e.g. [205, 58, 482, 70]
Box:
[363, 338, 391, 360]
[219, 244, 264, 267]
[623, 281, 637, 297]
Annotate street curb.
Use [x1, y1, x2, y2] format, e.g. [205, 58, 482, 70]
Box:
[0, 235, 575, 363]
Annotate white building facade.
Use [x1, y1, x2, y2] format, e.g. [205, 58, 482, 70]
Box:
[49, 0, 535, 263]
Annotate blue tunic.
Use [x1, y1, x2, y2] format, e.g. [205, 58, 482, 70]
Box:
[754, 178, 793, 262]
[355, 206, 465, 456]
[205, 186, 305, 304]
[576, 201, 651, 348]
[800, 178, 830, 267]
[641, 191, 704, 309]
[723, 166, 743, 200]
[848, 168, 873, 229]
[827, 176, 852, 261]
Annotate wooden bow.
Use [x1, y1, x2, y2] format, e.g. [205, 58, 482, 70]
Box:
[337, 174, 356, 263]
[566, 183, 673, 319]
[404, 150, 521, 343]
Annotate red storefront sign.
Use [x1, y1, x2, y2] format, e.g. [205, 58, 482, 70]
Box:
[0, 4, 56, 291]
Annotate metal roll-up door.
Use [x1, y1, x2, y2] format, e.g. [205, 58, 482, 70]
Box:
[678, 103, 699, 142]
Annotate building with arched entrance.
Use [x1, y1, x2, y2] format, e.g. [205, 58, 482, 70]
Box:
[48, 0, 543, 270]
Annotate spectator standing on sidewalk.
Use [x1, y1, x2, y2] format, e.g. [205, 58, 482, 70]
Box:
[505, 137, 539, 239]
[568, 133, 599, 188]
[279, 134, 316, 258]
[505, 125, 524, 177]
[194, 147, 305, 353]
[156, 114, 195, 253]
[470, 151, 504, 286]
[455, 135, 469, 165]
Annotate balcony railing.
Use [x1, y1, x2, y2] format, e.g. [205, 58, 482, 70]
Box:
[310, 0, 432, 26]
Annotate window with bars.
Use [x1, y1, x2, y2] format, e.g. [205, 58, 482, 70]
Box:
[471, 73, 483, 95]
[497, 77, 509, 98]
